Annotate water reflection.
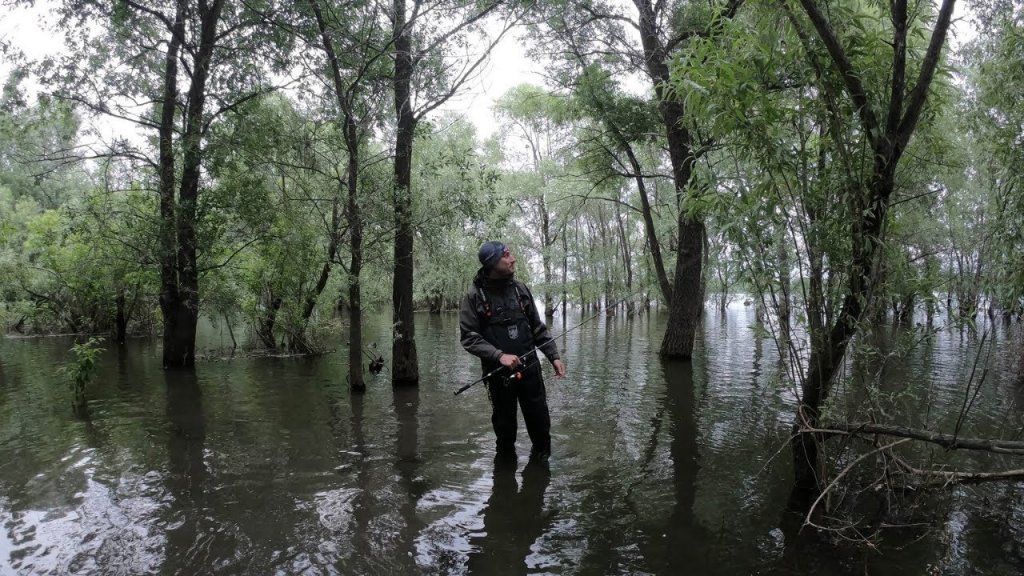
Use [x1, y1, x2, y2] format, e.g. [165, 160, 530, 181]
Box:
[644, 358, 705, 573]
[467, 456, 551, 575]
[393, 385, 423, 573]
[162, 371, 209, 572]
[2, 309, 1024, 574]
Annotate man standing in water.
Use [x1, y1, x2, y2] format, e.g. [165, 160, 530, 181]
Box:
[460, 241, 567, 461]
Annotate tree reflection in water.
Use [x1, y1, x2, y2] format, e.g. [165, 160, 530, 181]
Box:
[162, 371, 208, 570]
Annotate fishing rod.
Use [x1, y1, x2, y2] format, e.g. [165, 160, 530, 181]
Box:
[453, 292, 641, 396]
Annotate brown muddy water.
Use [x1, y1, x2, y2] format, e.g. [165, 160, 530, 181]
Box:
[2, 307, 1024, 575]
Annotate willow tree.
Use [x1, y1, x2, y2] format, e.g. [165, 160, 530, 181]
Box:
[43, 0, 290, 368]
[389, 0, 520, 385]
[534, 0, 744, 358]
[494, 84, 573, 317]
[297, 0, 392, 388]
[412, 115, 505, 313]
[784, 0, 957, 493]
[963, 3, 1024, 319]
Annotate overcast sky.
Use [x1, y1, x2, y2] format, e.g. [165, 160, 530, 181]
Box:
[0, 3, 540, 139]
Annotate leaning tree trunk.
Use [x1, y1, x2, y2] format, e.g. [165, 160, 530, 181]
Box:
[290, 192, 342, 354]
[391, 0, 419, 385]
[635, 0, 705, 359]
[540, 193, 555, 318]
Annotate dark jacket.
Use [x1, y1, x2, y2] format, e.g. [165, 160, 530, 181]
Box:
[459, 268, 560, 371]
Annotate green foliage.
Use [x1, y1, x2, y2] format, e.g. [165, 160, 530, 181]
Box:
[960, 7, 1024, 314]
[0, 70, 85, 209]
[0, 0, 1014, 374]
[10, 188, 158, 334]
[413, 115, 504, 308]
[60, 336, 106, 389]
[58, 335, 105, 417]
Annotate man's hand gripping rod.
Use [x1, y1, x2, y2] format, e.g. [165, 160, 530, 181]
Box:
[452, 355, 528, 396]
[453, 294, 635, 396]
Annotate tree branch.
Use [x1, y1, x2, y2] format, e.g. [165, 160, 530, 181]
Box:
[796, 0, 880, 141]
[810, 421, 1024, 455]
[894, 0, 956, 155]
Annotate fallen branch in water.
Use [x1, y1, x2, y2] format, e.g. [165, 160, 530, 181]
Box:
[803, 422, 1024, 456]
[804, 438, 911, 532]
[888, 454, 1024, 487]
[799, 422, 1024, 490]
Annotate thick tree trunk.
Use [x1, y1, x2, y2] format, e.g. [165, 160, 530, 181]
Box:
[156, 1, 195, 369]
[158, 0, 224, 370]
[158, 3, 184, 368]
[635, 0, 704, 358]
[391, 0, 419, 385]
[660, 214, 705, 357]
[257, 294, 281, 349]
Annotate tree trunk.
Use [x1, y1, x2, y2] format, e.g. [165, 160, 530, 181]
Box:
[115, 289, 128, 345]
[157, 1, 186, 368]
[790, 0, 955, 498]
[348, 161, 365, 391]
[635, 0, 704, 359]
[540, 192, 555, 318]
[391, 0, 419, 385]
[561, 229, 568, 324]
[257, 294, 281, 349]
[777, 236, 792, 351]
[310, 0, 366, 388]
[660, 214, 705, 357]
[301, 193, 341, 322]
[615, 201, 635, 316]
[612, 127, 672, 304]
[159, 0, 224, 370]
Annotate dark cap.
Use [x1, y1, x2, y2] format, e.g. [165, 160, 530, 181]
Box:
[478, 241, 506, 269]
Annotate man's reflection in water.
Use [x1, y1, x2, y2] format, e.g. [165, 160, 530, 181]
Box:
[467, 455, 551, 575]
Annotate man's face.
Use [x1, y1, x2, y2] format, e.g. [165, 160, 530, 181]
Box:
[493, 247, 516, 275]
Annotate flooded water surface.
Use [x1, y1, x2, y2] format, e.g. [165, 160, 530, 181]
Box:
[2, 308, 1024, 575]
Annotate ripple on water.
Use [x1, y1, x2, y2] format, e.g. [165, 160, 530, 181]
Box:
[2, 313, 1023, 575]
[3, 474, 166, 575]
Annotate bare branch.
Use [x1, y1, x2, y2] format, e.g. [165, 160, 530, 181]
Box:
[809, 422, 1024, 455]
